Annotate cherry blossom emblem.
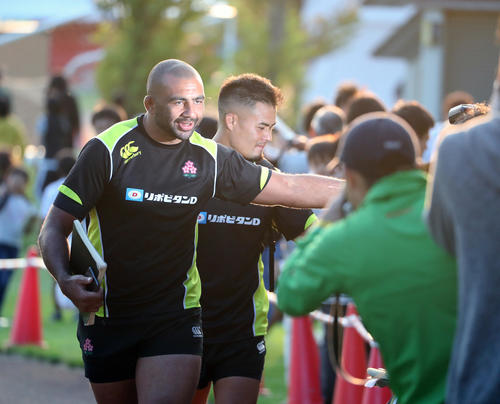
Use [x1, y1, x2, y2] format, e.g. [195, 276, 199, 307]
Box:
[182, 160, 198, 178]
[83, 338, 94, 353]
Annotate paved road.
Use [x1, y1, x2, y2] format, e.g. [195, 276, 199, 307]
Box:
[0, 354, 94, 404]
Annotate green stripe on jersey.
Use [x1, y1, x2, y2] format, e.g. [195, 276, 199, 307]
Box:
[189, 132, 217, 159]
[88, 208, 106, 317]
[252, 255, 269, 336]
[183, 221, 202, 309]
[97, 117, 138, 151]
[304, 213, 318, 230]
[260, 167, 270, 190]
[58, 184, 83, 206]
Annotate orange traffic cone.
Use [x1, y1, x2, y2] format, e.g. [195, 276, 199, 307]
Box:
[362, 346, 393, 404]
[288, 316, 323, 404]
[8, 247, 45, 347]
[333, 303, 367, 404]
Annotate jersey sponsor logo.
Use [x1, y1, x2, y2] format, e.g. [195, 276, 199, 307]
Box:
[257, 340, 266, 354]
[144, 192, 197, 205]
[126, 187, 144, 202]
[120, 141, 142, 164]
[192, 326, 203, 338]
[203, 214, 261, 226]
[181, 160, 198, 178]
[197, 212, 207, 224]
[125, 188, 197, 205]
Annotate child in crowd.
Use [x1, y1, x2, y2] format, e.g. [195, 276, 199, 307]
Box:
[0, 167, 36, 325]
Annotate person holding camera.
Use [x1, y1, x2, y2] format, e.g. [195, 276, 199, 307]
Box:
[277, 113, 457, 404]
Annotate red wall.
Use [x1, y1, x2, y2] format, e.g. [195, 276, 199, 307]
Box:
[49, 22, 100, 75]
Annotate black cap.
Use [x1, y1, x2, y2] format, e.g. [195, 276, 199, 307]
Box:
[340, 112, 417, 180]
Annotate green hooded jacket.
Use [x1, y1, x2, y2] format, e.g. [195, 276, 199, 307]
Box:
[277, 170, 456, 404]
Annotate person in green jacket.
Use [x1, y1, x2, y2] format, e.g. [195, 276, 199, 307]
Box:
[277, 112, 457, 404]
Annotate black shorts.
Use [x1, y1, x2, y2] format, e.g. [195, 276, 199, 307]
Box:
[198, 336, 266, 389]
[77, 308, 203, 383]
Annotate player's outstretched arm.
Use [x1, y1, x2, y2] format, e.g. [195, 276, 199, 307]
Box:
[252, 171, 344, 209]
[38, 206, 103, 313]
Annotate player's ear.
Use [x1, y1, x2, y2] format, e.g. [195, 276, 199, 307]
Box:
[144, 95, 154, 113]
[224, 112, 238, 130]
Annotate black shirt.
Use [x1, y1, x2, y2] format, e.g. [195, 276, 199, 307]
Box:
[54, 115, 271, 319]
[197, 158, 316, 343]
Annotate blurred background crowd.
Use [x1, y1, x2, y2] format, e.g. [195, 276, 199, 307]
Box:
[0, 1, 498, 403]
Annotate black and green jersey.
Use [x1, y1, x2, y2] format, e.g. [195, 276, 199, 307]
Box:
[197, 159, 316, 343]
[54, 115, 271, 319]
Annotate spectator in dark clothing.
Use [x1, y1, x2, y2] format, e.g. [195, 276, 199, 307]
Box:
[36, 75, 80, 199]
[47, 75, 80, 141]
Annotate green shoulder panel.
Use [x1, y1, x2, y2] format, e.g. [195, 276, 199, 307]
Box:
[252, 255, 269, 336]
[183, 221, 202, 309]
[260, 167, 271, 190]
[189, 131, 217, 159]
[87, 208, 107, 317]
[97, 117, 138, 151]
[58, 184, 82, 206]
[304, 213, 318, 230]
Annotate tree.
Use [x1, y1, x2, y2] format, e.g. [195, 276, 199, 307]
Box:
[230, 0, 357, 127]
[94, 0, 223, 116]
[94, 0, 357, 125]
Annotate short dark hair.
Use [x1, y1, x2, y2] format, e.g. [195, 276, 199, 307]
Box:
[218, 73, 283, 120]
[392, 100, 435, 140]
[307, 134, 340, 166]
[311, 105, 345, 136]
[346, 92, 386, 124]
[49, 75, 68, 93]
[91, 107, 123, 128]
[301, 100, 326, 134]
[334, 81, 359, 109]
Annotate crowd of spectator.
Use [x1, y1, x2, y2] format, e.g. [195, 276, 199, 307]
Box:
[0, 43, 498, 404]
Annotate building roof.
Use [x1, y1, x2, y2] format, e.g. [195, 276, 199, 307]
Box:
[364, 0, 500, 11]
[0, 0, 100, 46]
[373, 11, 420, 59]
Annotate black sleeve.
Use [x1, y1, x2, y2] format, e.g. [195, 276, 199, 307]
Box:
[53, 138, 110, 220]
[215, 144, 271, 204]
[273, 206, 316, 241]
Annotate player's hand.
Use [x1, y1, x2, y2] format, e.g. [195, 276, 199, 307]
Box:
[59, 275, 104, 313]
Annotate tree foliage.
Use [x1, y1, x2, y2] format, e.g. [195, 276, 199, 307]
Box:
[94, 0, 223, 115]
[230, 0, 357, 126]
[94, 0, 357, 125]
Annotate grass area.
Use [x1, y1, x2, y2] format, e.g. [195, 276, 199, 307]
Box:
[0, 258, 289, 403]
[0, 264, 82, 366]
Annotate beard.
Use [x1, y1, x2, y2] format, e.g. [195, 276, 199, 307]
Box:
[155, 115, 198, 141]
